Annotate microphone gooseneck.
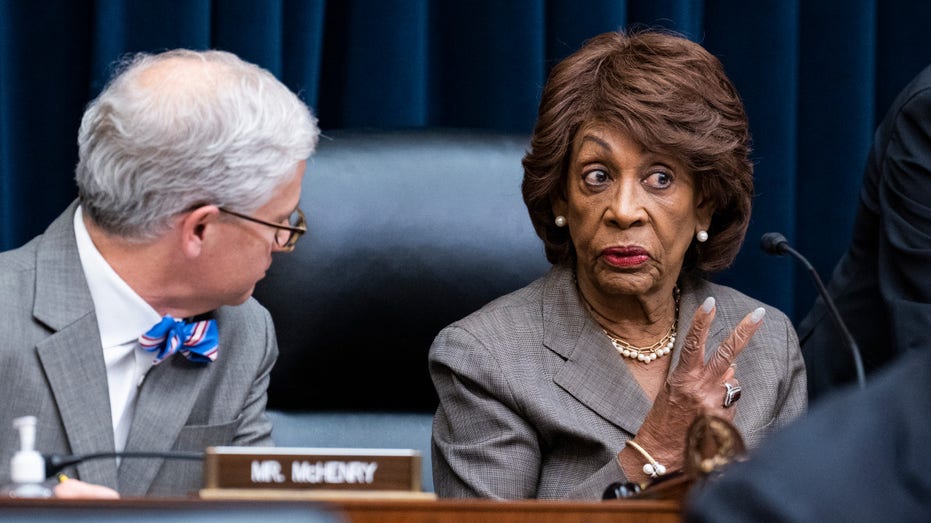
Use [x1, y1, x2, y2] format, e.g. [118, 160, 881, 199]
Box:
[44, 451, 204, 479]
[760, 232, 866, 388]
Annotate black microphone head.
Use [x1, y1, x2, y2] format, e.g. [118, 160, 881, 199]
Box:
[602, 481, 643, 499]
[761, 232, 789, 255]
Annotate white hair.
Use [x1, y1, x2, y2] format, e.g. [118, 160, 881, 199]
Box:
[76, 49, 319, 240]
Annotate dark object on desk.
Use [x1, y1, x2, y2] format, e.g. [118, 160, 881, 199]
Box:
[602, 481, 642, 500]
[604, 415, 745, 502]
[685, 348, 931, 522]
[683, 415, 746, 477]
[253, 130, 549, 412]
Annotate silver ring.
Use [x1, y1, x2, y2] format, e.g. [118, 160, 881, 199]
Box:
[723, 381, 742, 408]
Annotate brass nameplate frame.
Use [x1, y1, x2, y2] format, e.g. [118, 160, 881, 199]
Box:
[204, 446, 422, 491]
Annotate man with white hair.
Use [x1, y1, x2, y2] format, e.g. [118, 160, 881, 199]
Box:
[0, 49, 319, 497]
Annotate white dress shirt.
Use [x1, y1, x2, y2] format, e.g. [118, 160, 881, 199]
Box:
[73, 206, 162, 452]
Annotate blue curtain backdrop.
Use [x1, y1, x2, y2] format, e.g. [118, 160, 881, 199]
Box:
[1, 0, 930, 323]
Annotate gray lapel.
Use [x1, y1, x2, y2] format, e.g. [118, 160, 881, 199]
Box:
[33, 202, 119, 489]
[545, 269, 729, 436]
[118, 352, 211, 495]
[544, 267, 652, 435]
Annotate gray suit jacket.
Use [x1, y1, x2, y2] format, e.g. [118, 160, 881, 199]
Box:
[430, 265, 807, 499]
[0, 203, 277, 496]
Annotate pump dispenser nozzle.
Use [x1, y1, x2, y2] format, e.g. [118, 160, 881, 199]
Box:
[4, 416, 52, 498]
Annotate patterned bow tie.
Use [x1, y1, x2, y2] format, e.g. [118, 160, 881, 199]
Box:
[139, 315, 219, 365]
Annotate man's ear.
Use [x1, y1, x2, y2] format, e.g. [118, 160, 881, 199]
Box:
[179, 206, 221, 258]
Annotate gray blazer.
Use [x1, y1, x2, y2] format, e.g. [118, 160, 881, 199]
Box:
[430, 265, 807, 499]
[0, 202, 277, 496]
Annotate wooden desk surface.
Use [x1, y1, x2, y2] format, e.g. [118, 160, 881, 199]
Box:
[202, 487, 682, 522]
[0, 496, 682, 523]
[327, 497, 681, 523]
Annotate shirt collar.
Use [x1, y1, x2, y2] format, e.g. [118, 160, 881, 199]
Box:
[73, 206, 162, 348]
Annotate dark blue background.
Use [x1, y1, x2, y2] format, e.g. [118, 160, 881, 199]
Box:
[2, 0, 930, 323]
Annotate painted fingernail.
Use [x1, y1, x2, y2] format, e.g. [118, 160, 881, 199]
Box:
[701, 297, 715, 313]
[750, 307, 766, 324]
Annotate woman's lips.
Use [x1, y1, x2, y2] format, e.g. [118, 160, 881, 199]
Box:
[602, 246, 649, 268]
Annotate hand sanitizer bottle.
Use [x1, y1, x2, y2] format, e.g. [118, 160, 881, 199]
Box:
[3, 416, 53, 498]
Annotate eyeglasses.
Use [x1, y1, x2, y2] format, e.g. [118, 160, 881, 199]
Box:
[218, 207, 307, 252]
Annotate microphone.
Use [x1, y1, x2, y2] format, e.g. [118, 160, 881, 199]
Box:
[760, 232, 790, 256]
[603, 481, 642, 499]
[760, 232, 865, 388]
[44, 451, 203, 479]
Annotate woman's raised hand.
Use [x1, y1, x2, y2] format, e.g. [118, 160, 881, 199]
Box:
[620, 297, 765, 479]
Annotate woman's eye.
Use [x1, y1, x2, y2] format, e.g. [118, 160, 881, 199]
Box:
[583, 169, 610, 187]
[644, 170, 673, 189]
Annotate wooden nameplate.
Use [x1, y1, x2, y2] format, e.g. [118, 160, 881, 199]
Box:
[203, 446, 423, 493]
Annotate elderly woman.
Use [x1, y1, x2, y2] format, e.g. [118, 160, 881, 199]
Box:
[429, 30, 807, 500]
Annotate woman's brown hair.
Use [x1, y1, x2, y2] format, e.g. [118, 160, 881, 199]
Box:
[521, 30, 753, 274]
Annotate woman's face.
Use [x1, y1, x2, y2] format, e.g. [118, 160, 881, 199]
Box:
[554, 123, 712, 301]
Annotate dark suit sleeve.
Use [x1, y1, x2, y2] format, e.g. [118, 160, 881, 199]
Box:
[878, 86, 931, 354]
[685, 349, 931, 522]
[429, 325, 543, 499]
[232, 306, 277, 446]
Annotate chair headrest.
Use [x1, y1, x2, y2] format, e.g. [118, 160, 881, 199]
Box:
[254, 130, 551, 411]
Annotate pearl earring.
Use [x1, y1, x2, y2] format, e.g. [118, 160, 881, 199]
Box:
[555, 215, 567, 227]
[697, 230, 709, 243]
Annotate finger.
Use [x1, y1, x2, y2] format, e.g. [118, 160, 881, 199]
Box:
[54, 479, 120, 499]
[721, 365, 735, 383]
[706, 307, 765, 378]
[679, 296, 716, 369]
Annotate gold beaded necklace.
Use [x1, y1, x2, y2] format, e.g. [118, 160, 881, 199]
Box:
[586, 286, 680, 364]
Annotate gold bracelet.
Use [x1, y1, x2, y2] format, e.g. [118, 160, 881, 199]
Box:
[626, 439, 667, 478]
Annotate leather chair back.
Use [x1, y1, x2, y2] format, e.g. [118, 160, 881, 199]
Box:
[254, 130, 551, 412]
